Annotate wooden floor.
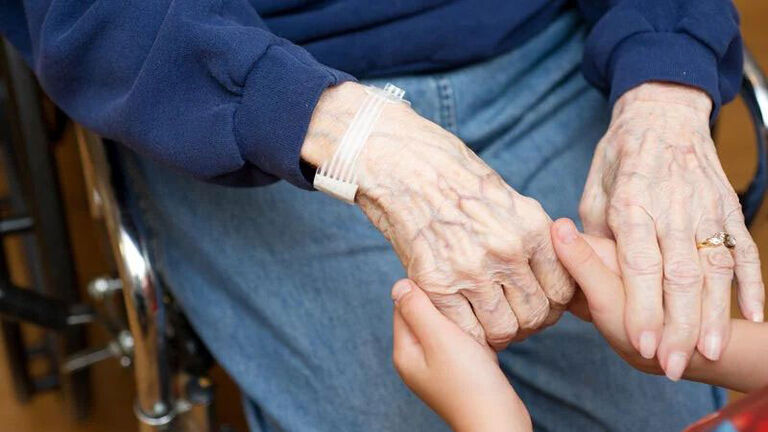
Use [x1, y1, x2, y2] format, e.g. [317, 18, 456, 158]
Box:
[1, 2, 767, 431]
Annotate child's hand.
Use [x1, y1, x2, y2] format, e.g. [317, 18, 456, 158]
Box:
[553, 218, 768, 392]
[391, 279, 532, 432]
[551, 218, 666, 377]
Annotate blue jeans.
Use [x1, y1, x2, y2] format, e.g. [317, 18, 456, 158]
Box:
[119, 11, 723, 432]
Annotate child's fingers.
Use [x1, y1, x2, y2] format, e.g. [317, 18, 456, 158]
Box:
[551, 218, 628, 346]
[582, 234, 620, 275]
[392, 308, 426, 375]
[552, 219, 624, 310]
[391, 279, 459, 351]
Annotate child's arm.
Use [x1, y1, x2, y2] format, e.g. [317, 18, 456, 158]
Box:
[685, 319, 768, 393]
[552, 218, 768, 393]
[390, 279, 532, 432]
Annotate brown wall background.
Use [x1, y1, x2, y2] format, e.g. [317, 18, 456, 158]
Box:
[0, 2, 766, 431]
[716, 1, 768, 321]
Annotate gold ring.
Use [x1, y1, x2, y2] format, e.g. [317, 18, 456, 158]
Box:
[697, 232, 736, 249]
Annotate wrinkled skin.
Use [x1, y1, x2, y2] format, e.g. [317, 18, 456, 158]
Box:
[303, 82, 575, 349]
[555, 218, 768, 392]
[579, 83, 765, 378]
[356, 101, 576, 349]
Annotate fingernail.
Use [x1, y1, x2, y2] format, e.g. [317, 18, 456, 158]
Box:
[665, 352, 688, 382]
[703, 333, 722, 361]
[749, 305, 764, 323]
[391, 280, 412, 303]
[638, 331, 657, 359]
[556, 220, 578, 244]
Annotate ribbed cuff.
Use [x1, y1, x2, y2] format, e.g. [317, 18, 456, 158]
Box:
[608, 32, 721, 123]
[234, 44, 354, 189]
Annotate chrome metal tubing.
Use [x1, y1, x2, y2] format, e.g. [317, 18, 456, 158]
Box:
[74, 126, 172, 430]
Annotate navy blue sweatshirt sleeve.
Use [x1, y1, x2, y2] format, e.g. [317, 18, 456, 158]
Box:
[577, 0, 743, 121]
[0, 1, 353, 188]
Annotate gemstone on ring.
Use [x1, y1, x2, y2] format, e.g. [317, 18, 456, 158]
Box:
[709, 233, 725, 246]
[697, 232, 736, 249]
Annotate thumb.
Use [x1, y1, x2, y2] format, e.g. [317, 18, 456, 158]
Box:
[392, 308, 425, 374]
[551, 219, 625, 336]
[391, 279, 455, 349]
[581, 233, 620, 274]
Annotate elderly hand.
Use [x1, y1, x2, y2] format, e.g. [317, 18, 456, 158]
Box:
[553, 219, 665, 376]
[579, 82, 765, 380]
[553, 218, 768, 393]
[303, 82, 574, 350]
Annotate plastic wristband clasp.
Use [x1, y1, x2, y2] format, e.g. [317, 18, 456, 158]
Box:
[313, 83, 408, 204]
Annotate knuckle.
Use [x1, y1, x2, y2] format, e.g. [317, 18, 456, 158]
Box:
[621, 249, 663, 275]
[736, 241, 761, 265]
[518, 199, 549, 223]
[577, 203, 589, 221]
[705, 250, 735, 275]
[464, 324, 486, 343]
[542, 308, 564, 327]
[509, 328, 534, 343]
[496, 248, 527, 267]
[723, 197, 743, 218]
[504, 272, 539, 296]
[578, 200, 597, 222]
[485, 328, 515, 347]
[489, 318, 519, 337]
[461, 285, 503, 311]
[417, 274, 456, 296]
[528, 239, 555, 261]
[524, 230, 550, 254]
[520, 196, 545, 213]
[664, 259, 703, 288]
[517, 301, 550, 329]
[531, 216, 551, 234]
[451, 255, 486, 278]
[609, 186, 643, 207]
[670, 182, 695, 200]
[429, 292, 464, 311]
[606, 209, 623, 231]
[547, 279, 576, 308]
[522, 219, 550, 239]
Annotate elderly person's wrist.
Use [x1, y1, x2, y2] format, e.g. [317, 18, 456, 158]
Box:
[613, 82, 713, 122]
[356, 113, 470, 199]
[300, 80, 426, 195]
[300, 81, 369, 168]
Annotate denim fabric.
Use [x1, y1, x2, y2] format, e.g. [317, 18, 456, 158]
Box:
[119, 11, 723, 432]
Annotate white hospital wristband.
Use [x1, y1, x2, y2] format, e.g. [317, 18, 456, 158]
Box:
[313, 83, 408, 204]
